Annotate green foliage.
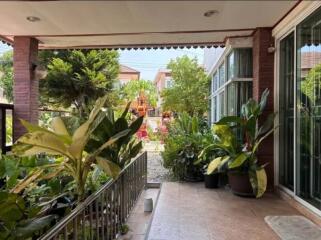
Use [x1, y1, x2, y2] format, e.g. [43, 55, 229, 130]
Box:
[86, 102, 143, 169]
[0, 191, 57, 240]
[162, 113, 213, 180]
[6, 115, 12, 145]
[162, 56, 210, 116]
[0, 50, 13, 103]
[39, 49, 120, 118]
[12, 95, 129, 200]
[203, 89, 275, 198]
[301, 63, 321, 103]
[121, 79, 157, 107]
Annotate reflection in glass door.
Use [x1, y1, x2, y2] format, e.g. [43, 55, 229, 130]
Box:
[279, 32, 295, 191]
[297, 7, 321, 209]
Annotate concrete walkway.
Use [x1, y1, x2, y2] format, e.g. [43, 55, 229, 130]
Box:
[147, 182, 303, 240]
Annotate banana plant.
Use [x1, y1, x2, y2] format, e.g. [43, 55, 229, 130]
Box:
[12, 96, 130, 200]
[86, 102, 143, 169]
[200, 89, 275, 198]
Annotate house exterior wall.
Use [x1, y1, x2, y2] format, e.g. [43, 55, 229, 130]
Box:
[118, 72, 140, 85]
[154, 70, 172, 116]
[252, 28, 275, 191]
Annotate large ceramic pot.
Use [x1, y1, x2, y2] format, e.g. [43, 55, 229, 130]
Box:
[228, 172, 254, 197]
[204, 173, 219, 189]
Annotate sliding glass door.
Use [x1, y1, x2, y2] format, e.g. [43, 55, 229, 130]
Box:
[296, 6, 321, 209]
[279, 32, 295, 191]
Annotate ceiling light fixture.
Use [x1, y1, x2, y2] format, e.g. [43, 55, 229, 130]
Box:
[26, 16, 40, 22]
[204, 10, 219, 17]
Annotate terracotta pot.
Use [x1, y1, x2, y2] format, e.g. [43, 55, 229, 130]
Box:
[204, 173, 219, 189]
[228, 172, 254, 197]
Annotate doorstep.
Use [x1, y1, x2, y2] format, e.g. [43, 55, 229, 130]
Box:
[277, 187, 321, 227]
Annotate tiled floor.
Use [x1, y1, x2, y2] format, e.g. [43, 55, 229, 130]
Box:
[147, 182, 305, 240]
[120, 188, 159, 240]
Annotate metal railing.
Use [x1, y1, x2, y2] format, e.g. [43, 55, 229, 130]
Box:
[39, 151, 147, 240]
[0, 103, 13, 154]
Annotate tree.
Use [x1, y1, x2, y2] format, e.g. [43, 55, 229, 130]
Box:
[162, 56, 210, 116]
[0, 50, 13, 103]
[121, 79, 157, 107]
[39, 49, 120, 118]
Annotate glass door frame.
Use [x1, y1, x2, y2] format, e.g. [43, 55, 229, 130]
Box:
[275, 28, 297, 197]
[274, 1, 321, 217]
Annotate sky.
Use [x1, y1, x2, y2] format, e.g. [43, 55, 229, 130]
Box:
[0, 43, 204, 81]
[119, 48, 204, 80]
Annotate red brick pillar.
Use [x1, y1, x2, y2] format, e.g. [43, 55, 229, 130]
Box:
[252, 28, 275, 190]
[13, 37, 39, 141]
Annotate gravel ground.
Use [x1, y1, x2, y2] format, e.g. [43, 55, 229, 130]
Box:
[146, 149, 173, 183]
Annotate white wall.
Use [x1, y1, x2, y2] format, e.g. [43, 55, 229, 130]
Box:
[203, 47, 225, 74]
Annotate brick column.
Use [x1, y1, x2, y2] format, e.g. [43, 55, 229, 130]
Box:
[13, 37, 39, 141]
[252, 28, 275, 190]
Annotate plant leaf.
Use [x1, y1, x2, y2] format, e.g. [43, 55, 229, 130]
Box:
[217, 116, 242, 125]
[249, 167, 267, 198]
[11, 169, 44, 194]
[15, 215, 57, 238]
[92, 129, 131, 157]
[207, 157, 223, 175]
[13, 131, 73, 159]
[51, 117, 71, 138]
[256, 113, 275, 139]
[96, 157, 121, 179]
[259, 88, 269, 113]
[120, 102, 131, 119]
[228, 152, 249, 169]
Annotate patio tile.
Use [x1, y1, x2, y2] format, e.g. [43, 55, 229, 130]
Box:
[146, 182, 305, 240]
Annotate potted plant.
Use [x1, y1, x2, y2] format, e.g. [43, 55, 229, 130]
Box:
[162, 113, 212, 182]
[204, 89, 275, 198]
[196, 145, 224, 189]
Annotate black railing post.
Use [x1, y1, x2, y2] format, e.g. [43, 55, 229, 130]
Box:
[0, 103, 14, 154]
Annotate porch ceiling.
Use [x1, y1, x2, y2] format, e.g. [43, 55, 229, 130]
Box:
[0, 1, 298, 49]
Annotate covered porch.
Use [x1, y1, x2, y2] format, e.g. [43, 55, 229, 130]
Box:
[1, 1, 321, 239]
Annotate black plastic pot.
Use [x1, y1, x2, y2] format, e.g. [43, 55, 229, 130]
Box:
[204, 173, 219, 188]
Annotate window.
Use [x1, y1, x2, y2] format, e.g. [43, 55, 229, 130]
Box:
[210, 47, 252, 125]
[227, 51, 234, 80]
[235, 48, 253, 78]
[227, 48, 253, 80]
[211, 96, 217, 123]
[227, 83, 237, 116]
[165, 77, 173, 88]
[212, 72, 218, 92]
[219, 91, 225, 119]
[227, 82, 252, 117]
[219, 64, 225, 87]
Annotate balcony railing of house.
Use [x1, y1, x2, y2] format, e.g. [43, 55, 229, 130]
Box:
[0, 103, 13, 154]
[38, 151, 147, 240]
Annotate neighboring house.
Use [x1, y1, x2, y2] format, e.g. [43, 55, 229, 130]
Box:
[118, 64, 140, 86]
[153, 69, 172, 116]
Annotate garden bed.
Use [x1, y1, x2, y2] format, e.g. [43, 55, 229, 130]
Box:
[38, 151, 147, 240]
